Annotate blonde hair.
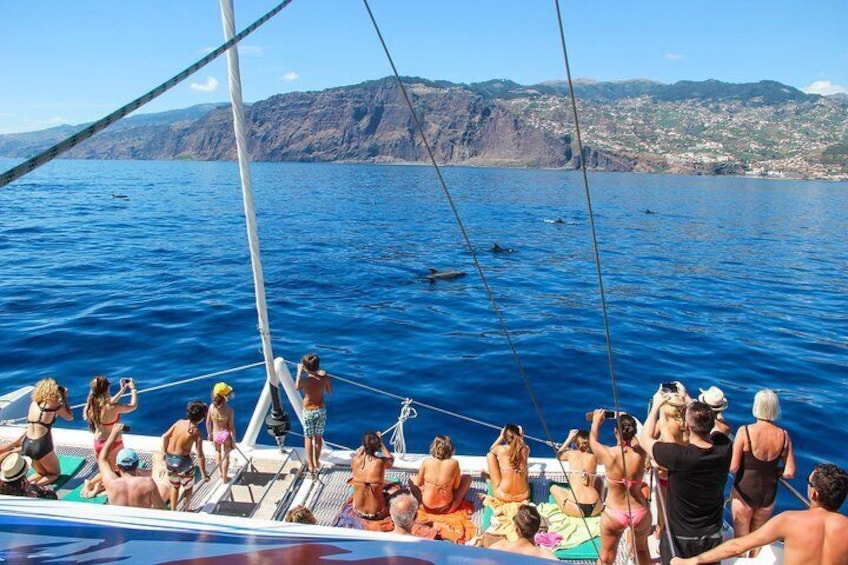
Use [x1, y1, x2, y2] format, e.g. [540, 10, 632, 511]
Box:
[430, 435, 455, 460]
[752, 389, 781, 421]
[32, 378, 62, 405]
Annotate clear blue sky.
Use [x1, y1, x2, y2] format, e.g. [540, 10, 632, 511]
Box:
[1, 0, 846, 134]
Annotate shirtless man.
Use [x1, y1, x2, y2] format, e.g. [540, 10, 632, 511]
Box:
[489, 504, 557, 560]
[162, 400, 209, 511]
[96, 423, 165, 509]
[390, 493, 418, 536]
[295, 353, 331, 477]
[671, 463, 848, 565]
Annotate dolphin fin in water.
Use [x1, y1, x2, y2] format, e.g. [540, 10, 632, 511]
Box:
[426, 268, 466, 281]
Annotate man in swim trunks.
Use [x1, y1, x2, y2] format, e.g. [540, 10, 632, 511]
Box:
[295, 353, 331, 477]
[162, 400, 209, 511]
[97, 423, 165, 509]
[641, 391, 732, 565]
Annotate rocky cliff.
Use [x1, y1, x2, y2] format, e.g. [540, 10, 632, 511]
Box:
[1, 78, 845, 178]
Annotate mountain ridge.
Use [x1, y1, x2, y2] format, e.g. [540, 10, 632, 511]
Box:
[1, 78, 845, 179]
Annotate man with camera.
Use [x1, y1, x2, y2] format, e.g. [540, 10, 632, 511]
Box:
[640, 388, 732, 564]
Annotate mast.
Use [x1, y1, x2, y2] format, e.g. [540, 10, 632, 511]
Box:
[218, 0, 290, 447]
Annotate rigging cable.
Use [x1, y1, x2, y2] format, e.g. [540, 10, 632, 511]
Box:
[0, 0, 296, 189]
[361, 0, 599, 556]
[552, 0, 637, 558]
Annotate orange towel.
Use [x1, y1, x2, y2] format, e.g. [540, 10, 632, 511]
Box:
[416, 499, 477, 544]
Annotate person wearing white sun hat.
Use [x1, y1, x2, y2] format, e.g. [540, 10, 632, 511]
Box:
[699, 386, 731, 435]
[0, 452, 57, 499]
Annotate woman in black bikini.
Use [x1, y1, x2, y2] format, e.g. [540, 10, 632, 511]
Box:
[550, 429, 601, 517]
[730, 388, 795, 558]
[0, 378, 73, 486]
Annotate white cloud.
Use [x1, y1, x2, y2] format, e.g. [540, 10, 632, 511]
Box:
[238, 45, 265, 55]
[665, 53, 685, 61]
[282, 72, 299, 82]
[190, 77, 220, 93]
[802, 80, 848, 96]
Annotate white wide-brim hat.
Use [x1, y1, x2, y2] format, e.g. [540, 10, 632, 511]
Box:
[699, 386, 728, 412]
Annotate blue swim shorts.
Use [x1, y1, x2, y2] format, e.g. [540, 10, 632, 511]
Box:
[303, 406, 327, 438]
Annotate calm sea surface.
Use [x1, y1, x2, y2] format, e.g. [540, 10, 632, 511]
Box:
[1, 158, 846, 513]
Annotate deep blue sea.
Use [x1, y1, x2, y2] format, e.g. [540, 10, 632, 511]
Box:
[1, 158, 846, 513]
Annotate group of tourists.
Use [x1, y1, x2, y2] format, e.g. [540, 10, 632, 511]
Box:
[3, 363, 846, 564]
[572, 382, 847, 565]
[0, 376, 237, 513]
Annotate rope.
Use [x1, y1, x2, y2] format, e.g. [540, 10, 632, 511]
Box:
[279, 359, 553, 446]
[552, 0, 623, 557]
[382, 398, 416, 457]
[0, 0, 296, 189]
[0, 362, 264, 426]
[360, 0, 563, 474]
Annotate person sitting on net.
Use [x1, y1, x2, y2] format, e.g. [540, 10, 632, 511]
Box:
[550, 429, 601, 517]
[489, 504, 558, 560]
[485, 424, 530, 503]
[0, 452, 57, 499]
[410, 434, 472, 513]
[349, 431, 395, 520]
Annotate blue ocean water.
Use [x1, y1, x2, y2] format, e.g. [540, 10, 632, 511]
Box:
[1, 158, 846, 513]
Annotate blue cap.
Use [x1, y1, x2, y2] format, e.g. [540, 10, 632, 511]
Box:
[116, 448, 139, 469]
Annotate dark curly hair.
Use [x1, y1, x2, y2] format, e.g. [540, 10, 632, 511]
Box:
[811, 463, 848, 512]
[186, 400, 208, 423]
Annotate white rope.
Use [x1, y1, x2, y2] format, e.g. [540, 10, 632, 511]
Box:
[382, 398, 416, 457]
[0, 362, 264, 426]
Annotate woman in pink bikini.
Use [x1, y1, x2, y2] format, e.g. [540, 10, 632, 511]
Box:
[206, 382, 236, 481]
[82, 376, 137, 496]
[589, 409, 651, 565]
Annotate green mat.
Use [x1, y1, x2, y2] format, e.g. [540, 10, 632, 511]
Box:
[27, 454, 85, 489]
[546, 482, 602, 561]
[62, 482, 108, 504]
[553, 537, 601, 560]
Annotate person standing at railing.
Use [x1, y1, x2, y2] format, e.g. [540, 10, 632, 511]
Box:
[671, 463, 848, 565]
[590, 411, 651, 565]
[295, 353, 331, 478]
[206, 382, 236, 482]
[729, 388, 795, 558]
[641, 391, 732, 565]
[162, 400, 210, 511]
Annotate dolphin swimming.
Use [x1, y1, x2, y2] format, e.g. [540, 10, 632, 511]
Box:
[426, 268, 466, 282]
[491, 243, 514, 253]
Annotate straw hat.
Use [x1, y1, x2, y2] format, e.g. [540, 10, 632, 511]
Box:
[699, 386, 728, 412]
[0, 453, 29, 483]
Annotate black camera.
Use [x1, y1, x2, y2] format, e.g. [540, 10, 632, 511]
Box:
[661, 381, 678, 393]
[121, 378, 131, 386]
